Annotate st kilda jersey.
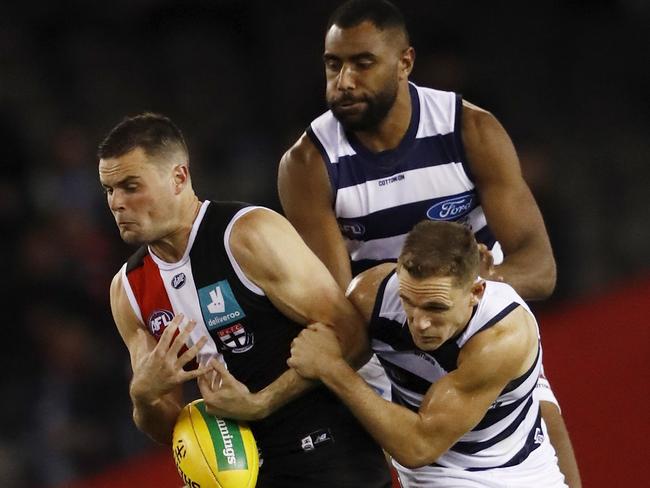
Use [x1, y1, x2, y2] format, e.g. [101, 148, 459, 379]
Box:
[120, 200, 357, 454]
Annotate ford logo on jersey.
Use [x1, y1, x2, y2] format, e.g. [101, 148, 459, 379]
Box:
[427, 194, 475, 221]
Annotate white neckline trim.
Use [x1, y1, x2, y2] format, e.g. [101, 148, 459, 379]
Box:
[148, 200, 210, 270]
[224, 206, 266, 296]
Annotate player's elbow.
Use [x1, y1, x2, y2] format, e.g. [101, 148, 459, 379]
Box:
[391, 444, 439, 469]
[132, 407, 173, 446]
[514, 248, 557, 300]
[388, 433, 442, 469]
[132, 407, 150, 438]
[132, 408, 149, 439]
[532, 259, 557, 300]
[392, 455, 429, 470]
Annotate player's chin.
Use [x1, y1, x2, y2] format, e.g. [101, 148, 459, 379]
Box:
[120, 230, 145, 246]
[332, 109, 369, 130]
[416, 337, 442, 351]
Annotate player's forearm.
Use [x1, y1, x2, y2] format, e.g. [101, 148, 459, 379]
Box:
[131, 393, 182, 445]
[541, 402, 582, 488]
[306, 236, 353, 290]
[320, 359, 444, 468]
[254, 368, 318, 419]
[331, 310, 371, 370]
[326, 245, 353, 290]
[496, 250, 556, 300]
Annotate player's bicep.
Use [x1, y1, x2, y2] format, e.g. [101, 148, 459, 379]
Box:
[231, 209, 350, 326]
[278, 133, 334, 229]
[418, 366, 506, 449]
[462, 104, 548, 253]
[278, 134, 351, 287]
[418, 321, 533, 451]
[476, 174, 543, 255]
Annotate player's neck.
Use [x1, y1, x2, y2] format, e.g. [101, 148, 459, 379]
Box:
[353, 84, 412, 153]
[149, 196, 202, 263]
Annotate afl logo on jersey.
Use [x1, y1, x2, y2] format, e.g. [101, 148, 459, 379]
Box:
[427, 194, 474, 221]
[339, 221, 366, 239]
[171, 273, 186, 289]
[148, 309, 174, 337]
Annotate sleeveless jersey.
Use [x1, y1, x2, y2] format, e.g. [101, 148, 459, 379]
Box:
[308, 82, 502, 276]
[370, 273, 544, 472]
[120, 201, 366, 455]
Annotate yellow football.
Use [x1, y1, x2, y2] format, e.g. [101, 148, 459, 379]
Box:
[172, 399, 259, 488]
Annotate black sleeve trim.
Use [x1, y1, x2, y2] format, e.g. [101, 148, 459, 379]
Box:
[475, 302, 521, 334]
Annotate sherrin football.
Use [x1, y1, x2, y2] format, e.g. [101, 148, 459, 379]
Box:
[172, 399, 259, 488]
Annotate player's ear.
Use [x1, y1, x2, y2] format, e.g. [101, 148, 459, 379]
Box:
[171, 163, 190, 194]
[469, 279, 486, 306]
[399, 46, 415, 80]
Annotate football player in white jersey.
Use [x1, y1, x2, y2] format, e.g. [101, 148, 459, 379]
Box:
[288, 220, 567, 487]
[278, 0, 580, 486]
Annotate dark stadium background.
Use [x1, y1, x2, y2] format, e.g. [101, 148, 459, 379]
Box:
[1, 1, 647, 487]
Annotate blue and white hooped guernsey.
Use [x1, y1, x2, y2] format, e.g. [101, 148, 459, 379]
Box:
[307, 82, 502, 275]
[371, 275, 545, 473]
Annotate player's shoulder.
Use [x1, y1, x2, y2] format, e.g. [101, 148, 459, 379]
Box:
[280, 131, 322, 170]
[110, 267, 124, 297]
[282, 107, 338, 167]
[462, 298, 537, 378]
[410, 83, 460, 135]
[461, 99, 500, 137]
[346, 263, 396, 322]
[109, 265, 132, 318]
[232, 205, 282, 232]
[474, 280, 532, 331]
[228, 206, 294, 258]
[310, 108, 337, 127]
[414, 83, 456, 98]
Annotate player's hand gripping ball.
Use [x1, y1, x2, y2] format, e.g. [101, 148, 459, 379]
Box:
[172, 399, 259, 488]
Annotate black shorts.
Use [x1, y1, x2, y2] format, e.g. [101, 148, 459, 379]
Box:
[256, 423, 392, 488]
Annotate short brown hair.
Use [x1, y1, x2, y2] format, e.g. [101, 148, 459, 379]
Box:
[398, 220, 479, 285]
[97, 112, 188, 163]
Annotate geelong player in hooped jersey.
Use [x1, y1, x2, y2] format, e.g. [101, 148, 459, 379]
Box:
[98, 113, 391, 488]
[278, 1, 580, 485]
[289, 221, 568, 487]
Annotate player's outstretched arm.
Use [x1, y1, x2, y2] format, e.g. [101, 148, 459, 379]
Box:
[462, 101, 556, 300]
[199, 208, 369, 420]
[278, 133, 353, 289]
[291, 295, 538, 468]
[110, 273, 211, 444]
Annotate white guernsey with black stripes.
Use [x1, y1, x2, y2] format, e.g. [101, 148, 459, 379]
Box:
[370, 274, 566, 486]
[308, 82, 502, 276]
